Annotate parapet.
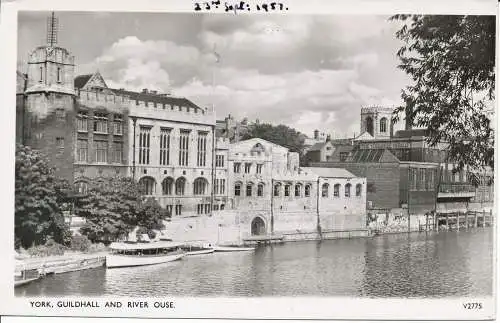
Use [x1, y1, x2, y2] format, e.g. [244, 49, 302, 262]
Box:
[361, 106, 394, 115]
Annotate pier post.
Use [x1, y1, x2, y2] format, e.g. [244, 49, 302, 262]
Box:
[456, 212, 460, 231]
[445, 213, 449, 231]
[483, 209, 486, 227]
[474, 212, 478, 228]
[425, 213, 429, 232]
[465, 212, 469, 231]
[490, 209, 493, 226]
[434, 212, 438, 232]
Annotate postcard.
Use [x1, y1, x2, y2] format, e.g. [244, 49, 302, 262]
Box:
[0, 0, 497, 320]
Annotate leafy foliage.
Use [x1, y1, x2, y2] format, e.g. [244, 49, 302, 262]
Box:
[390, 15, 495, 171]
[241, 122, 306, 154]
[26, 239, 67, 257]
[136, 197, 171, 237]
[78, 177, 143, 242]
[15, 144, 71, 249]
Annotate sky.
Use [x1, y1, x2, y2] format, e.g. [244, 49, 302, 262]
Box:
[17, 11, 411, 139]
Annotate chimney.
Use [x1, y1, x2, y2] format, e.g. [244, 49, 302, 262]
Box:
[142, 88, 148, 94]
[314, 129, 319, 140]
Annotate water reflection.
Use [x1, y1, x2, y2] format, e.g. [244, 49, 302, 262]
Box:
[16, 229, 493, 298]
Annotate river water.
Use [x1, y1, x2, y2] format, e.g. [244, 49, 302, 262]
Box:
[16, 228, 494, 298]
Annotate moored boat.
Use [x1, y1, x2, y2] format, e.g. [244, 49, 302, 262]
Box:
[181, 241, 215, 256]
[213, 245, 255, 252]
[106, 241, 185, 268]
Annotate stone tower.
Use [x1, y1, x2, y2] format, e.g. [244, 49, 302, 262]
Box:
[22, 12, 76, 181]
[359, 106, 394, 140]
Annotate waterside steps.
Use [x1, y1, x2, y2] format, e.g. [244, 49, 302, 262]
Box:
[243, 235, 285, 246]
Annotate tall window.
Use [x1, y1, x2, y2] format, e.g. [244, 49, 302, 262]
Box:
[77, 112, 88, 132]
[322, 183, 329, 197]
[246, 183, 253, 197]
[305, 184, 311, 197]
[216, 179, 226, 194]
[160, 128, 171, 166]
[256, 164, 263, 174]
[179, 130, 190, 166]
[139, 177, 155, 195]
[234, 182, 242, 196]
[193, 178, 207, 195]
[345, 183, 351, 198]
[244, 163, 252, 173]
[175, 204, 182, 216]
[334, 184, 340, 197]
[295, 184, 302, 197]
[427, 169, 435, 191]
[418, 168, 426, 191]
[113, 115, 123, 135]
[284, 184, 291, 197]
[139, 126, 151, 165]
[257, 183, 264, 197]
[356, 184, 362, 197]
[175, 177, 186, 195]
[57, 67, 61, 83]
[274, 183, 281, 197]
[380, 117, 387, 133]
[410, 168, 417, 190]
[113, 142, 123, 163]
[216, 155, 225, 167]
[197, 132, 208, 167]
[93, 113, 108, 133]
[94, 141, 108, 163]
[39, 66, 43, 82]
[234, 163, 241, 173]
[162, 177, 174, 195]
[77, 139, 88, 162]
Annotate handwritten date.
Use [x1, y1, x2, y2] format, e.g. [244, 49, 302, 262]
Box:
[194, 1, 288, 13]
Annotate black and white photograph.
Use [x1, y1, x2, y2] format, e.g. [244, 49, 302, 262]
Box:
[0, 0, 497, 319]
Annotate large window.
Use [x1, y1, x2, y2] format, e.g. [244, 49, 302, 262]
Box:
[139, 126, 151, 165]
[244, 163, 252, 174]
[160, 128, 171, 166]
[305, 184, 311, 197]
[113, 141, 123, 163]
[175, 177, 186, 195]
[274, 183, 281, 197]
[356, 184, 362, 197]
[94, 141, 108, 163]
[113, 115, 123, 135]
[193, 178, 208, 195]
[175, 204, 182, 216]
[234, 182, 242, 196]
[321, 183, 329, 197]
[162, 177, 174, 195]
[256, 164, 263, 174]
[77, 112, 88, 132]
[295, 184, 302, 197]
[345, 183, 352, 198]
[234, 163, 241, 173]
[214, 178, 225, 195]
[246, 183, 253, 197]
[139, 177, 156, 195]
[257, 183, 264, 197]
[179, 130, 190, 166]
[216, 155, 225, 167]
[333, 184, 340, 197]
[284, 184, 291, 197]
[77, 139, 88, 162]
[380, 117, 387, 133]
[197, 132, 208, 167]
[93, 113, 108, 133]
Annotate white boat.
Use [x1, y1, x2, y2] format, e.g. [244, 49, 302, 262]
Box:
[181, 241, 215, 256]
[213, 245, 255, 252]
[106, 241, 185, 268]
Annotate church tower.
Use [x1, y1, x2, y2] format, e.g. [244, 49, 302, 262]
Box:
[359, 106, 394, 140]
[22, 12, 76, 181]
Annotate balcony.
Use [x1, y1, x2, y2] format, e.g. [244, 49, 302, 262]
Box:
[438, 183, 476, 199]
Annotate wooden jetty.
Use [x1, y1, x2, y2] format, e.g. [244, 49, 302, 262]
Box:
[419, 209, 493, 232]
[243, 235, 285, 245]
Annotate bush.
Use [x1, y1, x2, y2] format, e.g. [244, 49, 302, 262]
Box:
[70, 235, 92, 252]
[87, 243, 108, 254]
[27, 239, 67, 257]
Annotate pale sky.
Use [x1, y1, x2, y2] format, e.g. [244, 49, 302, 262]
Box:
[17, 11, 410, 139]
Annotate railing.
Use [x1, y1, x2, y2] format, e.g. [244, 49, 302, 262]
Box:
[439, 183, 475, 193]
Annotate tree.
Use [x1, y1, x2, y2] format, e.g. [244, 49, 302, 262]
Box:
[135, 197, 171, 239]
[390, 15, 495, 172]
[241, 122, 306, 155]
[78, 177, 143, 242]
[15, 144, 71, 249]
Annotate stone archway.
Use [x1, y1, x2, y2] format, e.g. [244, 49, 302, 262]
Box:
[251, 217, 266, 236]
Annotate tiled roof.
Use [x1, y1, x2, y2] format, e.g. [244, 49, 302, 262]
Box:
[301, 167, 356, 178]
[111, 88, 203, 111]
[74, 74, 93, 89]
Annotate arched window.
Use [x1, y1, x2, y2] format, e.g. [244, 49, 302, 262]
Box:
[193, 177, 208, 195]
[345, 183, 352, 198]
[295, 183, 302, 197]
[162, 177, 174, 195]
[75, 181, 88, 195]
[284, 183, 291, 197]
[380, 117, 387, 133]
[175, 177, 186, 195]
[257, 183, 264, 197]
[305, 184, 311, 197]
[234, 182, 242, 196]
[274, 183, 281, 197]
[356, 183, 362, 197]
[322, 183, 329, 197]
[246, 182, 254, 197]
[139, 177, 156, 195]
[334, 184, 340, 197]
[366, 116, 374, 136]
